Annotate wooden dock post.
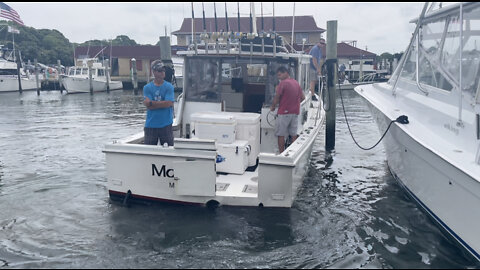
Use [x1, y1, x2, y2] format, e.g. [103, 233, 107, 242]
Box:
[57, 60, 63, 93]
[88, 60, 93, 94]
[131, 58, 138, 94]
[325, 20, 338, 155]
[34, 59, 40, 95]
[105, 59, 110, 93]
[16, 52, 23, 94]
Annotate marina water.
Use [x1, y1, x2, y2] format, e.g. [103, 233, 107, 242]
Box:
[0, 89, 478, 268]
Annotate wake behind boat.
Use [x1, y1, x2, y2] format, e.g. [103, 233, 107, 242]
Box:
[355, 2, 480, 261]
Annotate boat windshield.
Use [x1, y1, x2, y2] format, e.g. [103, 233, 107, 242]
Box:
[184, 56, 296, 111]
[394, 3, 480, 98]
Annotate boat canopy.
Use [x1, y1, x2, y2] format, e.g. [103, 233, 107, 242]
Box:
[391, 2, 480, 102]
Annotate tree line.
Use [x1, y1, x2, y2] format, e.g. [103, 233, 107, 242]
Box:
[0, 21, 143, 67]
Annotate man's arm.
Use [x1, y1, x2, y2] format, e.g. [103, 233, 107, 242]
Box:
[144, 84, 175, 110]
[144, 97, 173, 110]
[270, 92, 280, 111]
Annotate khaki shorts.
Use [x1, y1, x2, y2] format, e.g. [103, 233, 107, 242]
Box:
[275, 114, 299, 137]
[309, 68, 319, 82]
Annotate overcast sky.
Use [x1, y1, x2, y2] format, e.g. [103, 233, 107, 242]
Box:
[9, 2, 425, 55]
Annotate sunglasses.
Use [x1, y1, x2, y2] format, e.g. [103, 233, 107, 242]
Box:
[153, 68, 166, 72]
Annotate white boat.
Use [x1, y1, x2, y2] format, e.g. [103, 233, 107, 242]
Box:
[355, 2, 480, 260]
[104, 37, 325, 208]
[62, 59, 122, 94]
[338, 73, 387, 90]
[0, 50, 37, 92]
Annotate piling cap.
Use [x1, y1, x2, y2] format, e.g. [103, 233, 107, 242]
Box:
[151, 60, 165, 72]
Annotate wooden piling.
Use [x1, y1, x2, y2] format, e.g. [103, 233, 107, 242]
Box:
[105, 59, 110, 93]
[131, 58, 138, 93]
[34, 59, 40, 95]
[88, 61, 93, 94]
[57, 60, 62, 93]
[325, 20, 337, 155]
[16, 52, 23, 94]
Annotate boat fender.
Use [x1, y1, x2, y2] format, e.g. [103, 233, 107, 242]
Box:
[246, 145, 251, 156]
[235, 146, 238, 154]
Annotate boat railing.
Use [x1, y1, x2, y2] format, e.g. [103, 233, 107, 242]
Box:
[187, 39, 289, 56]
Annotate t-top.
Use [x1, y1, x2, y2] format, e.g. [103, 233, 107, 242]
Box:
[276, 78, 303, 115]
[143, 80, 175, 128]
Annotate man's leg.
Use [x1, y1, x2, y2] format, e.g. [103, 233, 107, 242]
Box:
[278, 136, 285, 153]
[159, 124, 174, 146]
[144, 127, 159, 145]
[310, 80, 316, 96]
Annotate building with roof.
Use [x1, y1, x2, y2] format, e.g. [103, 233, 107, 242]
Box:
[172, 16, 325, 46]
[304, 41, 378, 80]
[74, 45, 186, 87]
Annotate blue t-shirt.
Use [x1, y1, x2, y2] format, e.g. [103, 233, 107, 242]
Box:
[143, 81, 175, 128]
[309, 45, 322, 71]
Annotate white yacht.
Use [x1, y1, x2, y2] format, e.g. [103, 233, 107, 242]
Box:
[355, 2, 480, 261]
[62, 59, 122, 94]
[103, 36, 325, 208]
[0, 48, 37, 92]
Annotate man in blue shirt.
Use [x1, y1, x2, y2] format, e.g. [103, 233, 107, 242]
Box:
[309, 39, 325, 101]
[143, 60, 175, 146]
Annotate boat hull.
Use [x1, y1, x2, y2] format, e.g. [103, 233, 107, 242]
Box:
[62, 77, 122, 93]
[0, 77, 38, 92]
[361, 95, 480, 261]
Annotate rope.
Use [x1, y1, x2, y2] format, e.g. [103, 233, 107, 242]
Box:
[337, 67, 409, 151]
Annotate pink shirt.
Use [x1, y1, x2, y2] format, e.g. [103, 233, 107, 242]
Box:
[276, 78, 303, 115]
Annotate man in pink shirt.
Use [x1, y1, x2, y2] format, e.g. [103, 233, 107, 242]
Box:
[270, 66, 305, 153]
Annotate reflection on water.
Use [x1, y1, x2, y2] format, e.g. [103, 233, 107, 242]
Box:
[0, 90, 478, 268]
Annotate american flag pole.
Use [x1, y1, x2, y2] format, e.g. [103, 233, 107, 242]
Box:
[0, 2, 24, 26]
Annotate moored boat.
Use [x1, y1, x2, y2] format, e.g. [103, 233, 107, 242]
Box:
[62, 58, 122, 94]
[355, 2, 480, 260]
[104, 35, 326, 208]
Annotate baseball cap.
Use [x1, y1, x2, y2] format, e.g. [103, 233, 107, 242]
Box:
[151, 60, 165, 72]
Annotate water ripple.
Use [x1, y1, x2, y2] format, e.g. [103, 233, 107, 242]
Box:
[0, 90, 478, 268]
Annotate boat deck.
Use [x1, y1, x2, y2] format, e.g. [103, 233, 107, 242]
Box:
[216, 170, 258, 198]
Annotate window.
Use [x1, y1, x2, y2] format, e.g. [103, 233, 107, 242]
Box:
[97, 69, 105, 76]
[460, 5, 480, 96]
[419, 17, 453, 90]
[130, 59, 143, 71]
[295, 33, 309, 45]
[185, 58, 221, 102]
[111, 58, 119, 76]
[81, 68, 88, 75]
[186, 34, 202, 45]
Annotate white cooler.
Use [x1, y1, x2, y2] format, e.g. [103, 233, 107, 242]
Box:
[227, 112, 261, 167]
[216, 140, 249, 174]
[191, 112, 236, 144]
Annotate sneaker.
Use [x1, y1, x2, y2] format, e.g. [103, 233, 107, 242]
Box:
[312, 95, 318, 101]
